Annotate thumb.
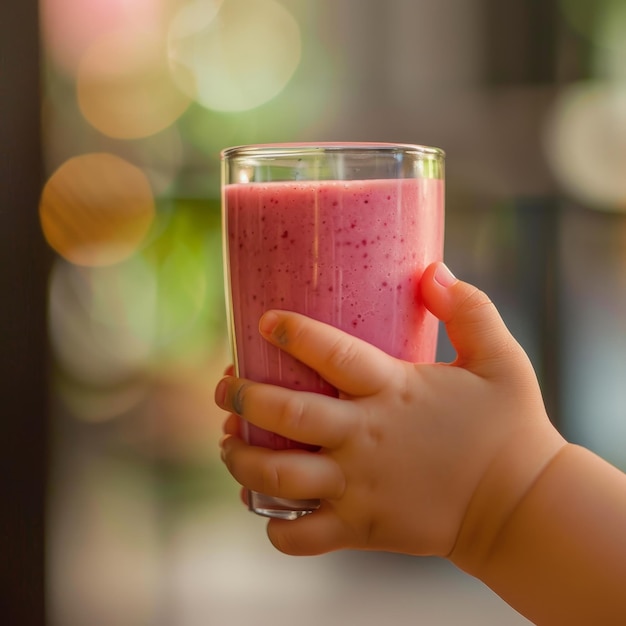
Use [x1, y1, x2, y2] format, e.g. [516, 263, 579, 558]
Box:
[420, 262, 524, 376]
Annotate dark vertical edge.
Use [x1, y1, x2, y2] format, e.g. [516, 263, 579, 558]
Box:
[0, 1, 49, 624]
[514, 198, 562, 430]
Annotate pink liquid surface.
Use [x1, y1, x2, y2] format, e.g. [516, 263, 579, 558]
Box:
[225, 177, 444, 450]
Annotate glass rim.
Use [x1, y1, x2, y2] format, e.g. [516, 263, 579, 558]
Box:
[221, 142, 445, 160]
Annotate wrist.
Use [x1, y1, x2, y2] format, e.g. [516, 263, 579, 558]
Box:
[448, 419, 566, 576]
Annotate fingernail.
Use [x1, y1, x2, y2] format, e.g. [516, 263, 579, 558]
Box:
[259, 311, 280, 337]
[434, 262, 456, 288]
[215, 378, 228, 407]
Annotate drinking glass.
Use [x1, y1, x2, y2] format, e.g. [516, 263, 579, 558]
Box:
[221, 142, 445, 519]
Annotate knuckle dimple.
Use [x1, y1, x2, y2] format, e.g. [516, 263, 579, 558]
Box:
[457, 286, 493, 318]
[327, 336, 358, 372]
[365, 422, 385, 447]
[260, 462, 282, 496]
[281, 394, 306, 432]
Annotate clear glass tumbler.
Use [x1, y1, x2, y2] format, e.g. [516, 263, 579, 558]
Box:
[221, 143, 445, 520]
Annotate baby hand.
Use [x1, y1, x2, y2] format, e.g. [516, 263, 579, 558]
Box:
[215, 262, 565, 568]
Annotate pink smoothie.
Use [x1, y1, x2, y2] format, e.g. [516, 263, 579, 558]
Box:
[225, 177, 444, 449]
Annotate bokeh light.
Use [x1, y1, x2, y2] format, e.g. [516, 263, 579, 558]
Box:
[48, 256, 156, 417]
[40, 153, 156, 266]
[47, 197, 226, 423]
[43, 94, 185, 197]
[41, 0, 165, 77]
[77, 29, 192, 139]
[168, 0, 302, 112]
[543, 81, 626, 212]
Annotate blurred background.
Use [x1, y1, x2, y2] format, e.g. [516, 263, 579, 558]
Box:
[3, 0, 626, 624]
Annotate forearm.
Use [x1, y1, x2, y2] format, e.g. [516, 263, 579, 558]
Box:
[458, 444, 626, 625]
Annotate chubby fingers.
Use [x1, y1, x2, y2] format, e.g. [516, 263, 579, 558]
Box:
[221, 436, 345, 501]
[420, 262, 525, 376]
[258, 310, 398, 397]
[215, 376, 357, 449]
[266, 507, 356, 556]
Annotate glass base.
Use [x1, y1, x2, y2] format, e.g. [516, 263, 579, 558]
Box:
[248, 490, 320, 520]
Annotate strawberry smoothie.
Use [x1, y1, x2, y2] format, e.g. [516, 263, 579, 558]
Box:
[224, 177, 444, 452]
